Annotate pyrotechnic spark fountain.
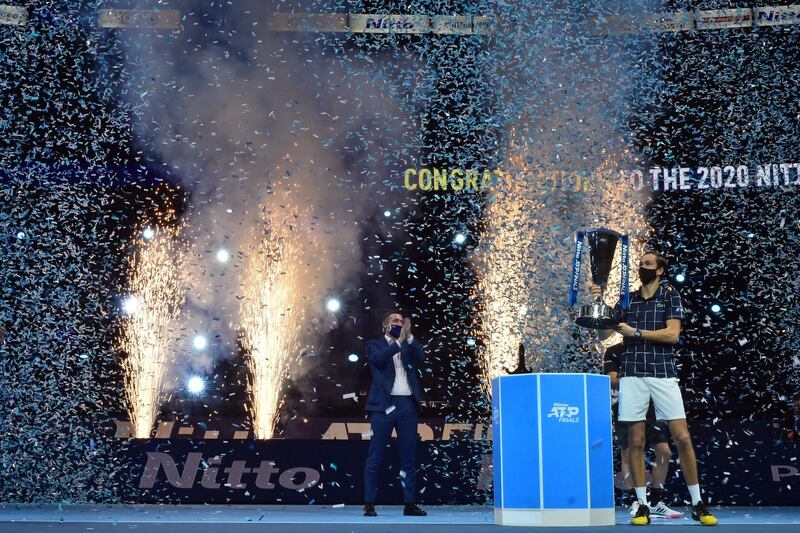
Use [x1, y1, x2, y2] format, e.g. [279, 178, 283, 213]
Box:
[475, 147, 650, 400]
[121, 226, 185, 438]
[241, 209, 317, 439]
[474, 165, 543, 397]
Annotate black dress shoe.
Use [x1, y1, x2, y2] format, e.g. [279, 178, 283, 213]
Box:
[363, 503, 377, 517]
[403, 503, 427, 516]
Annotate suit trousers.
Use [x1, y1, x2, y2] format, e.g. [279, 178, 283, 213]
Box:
[363, 395, 419, 503]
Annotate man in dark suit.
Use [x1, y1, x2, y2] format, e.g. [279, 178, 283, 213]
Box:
[363, 311, 427, 517]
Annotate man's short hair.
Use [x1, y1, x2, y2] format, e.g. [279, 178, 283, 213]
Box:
[382, 310, 403, 326]
[643, 250, 668, 274]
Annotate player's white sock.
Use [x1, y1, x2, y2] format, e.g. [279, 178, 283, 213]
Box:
[635, 486, 647, 504]
[687, 484, 702, 505]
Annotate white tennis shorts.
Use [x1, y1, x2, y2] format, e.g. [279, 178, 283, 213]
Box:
[618, 376, 686, 422]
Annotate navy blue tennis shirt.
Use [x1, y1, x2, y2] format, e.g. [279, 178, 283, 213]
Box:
[613, 281, 685, 378]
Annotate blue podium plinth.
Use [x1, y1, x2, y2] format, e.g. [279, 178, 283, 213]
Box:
[492, 373, 614, 526]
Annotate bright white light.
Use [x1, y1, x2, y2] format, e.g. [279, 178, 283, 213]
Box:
[384, 210, 391, 217]
[142, 227, 155, 240]
[710, 304, 722, 314]
[675, 273, 686, 283]
[216, 249, 230, 263]
[326, 298, 341, 313]
[122, 295, 140, 315]
[187, 376, 205, 394]
[193, 335, 208, 350]
[454, 233, 466, 245]
[347, 353, 359, 363]
[226, 208, 233, 214]
[16, 231, 26, 239]
[466, 337, 476, 346]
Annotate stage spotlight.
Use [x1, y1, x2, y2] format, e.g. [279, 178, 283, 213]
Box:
[326, 298, 341, 313]
[142, 227, 155, 240]
[193, 335, 208, 350]
[454, 233, 467, 245]
[347, 353, 359, 363]
[384, 210, 391, 217]
[674, 273, 686, 283]
[187, 376, 205, 394]
[216, 248, 230, 263]
[122, 295, 140, 315]
[710, 303, 722, 314]
[16, 231, 26, 239]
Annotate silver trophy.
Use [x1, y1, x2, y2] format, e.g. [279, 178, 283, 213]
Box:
[570, 228, 629, 329]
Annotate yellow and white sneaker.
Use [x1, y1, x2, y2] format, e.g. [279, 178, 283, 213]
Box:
[691, 501, 718, 526]
[628, 499, 640, 518]
[631, 501, 651, 526]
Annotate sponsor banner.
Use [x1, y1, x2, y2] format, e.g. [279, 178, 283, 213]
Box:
[646, 11, 694, 32]
[695, 8, 753, 30]
[118, 420, 798, 505]
[265, 13, 348, 32]
[472, 16, 494, 35]
[98, 9, 181, 29]
[431, 15, 473, 35]
[114, 417, 493, 442]
[0, 4, 28, 26]
[645, 421, 799, 505]
[348, 14, 430, 34]
[755, 5, 800, 27]
[126, 439, 491, 504]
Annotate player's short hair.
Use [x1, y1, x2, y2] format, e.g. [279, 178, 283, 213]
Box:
[643, 250, 668, 274]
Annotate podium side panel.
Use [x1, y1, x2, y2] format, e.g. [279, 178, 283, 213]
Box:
[587, 374, 614, 508]
[496, 376, 540, 509]
[491, 377, 502, 506]
[540, 374, 588, 509]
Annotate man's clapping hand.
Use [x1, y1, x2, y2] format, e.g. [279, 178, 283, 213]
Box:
[397, 318, 411, 344]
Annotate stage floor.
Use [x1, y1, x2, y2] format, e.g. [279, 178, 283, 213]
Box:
[1, 504, 799, 532]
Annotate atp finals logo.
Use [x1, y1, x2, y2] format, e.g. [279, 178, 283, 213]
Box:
[546, 403, 580, 423]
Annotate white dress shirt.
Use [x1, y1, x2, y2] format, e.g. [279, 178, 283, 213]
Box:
[385, 334, 414, 396]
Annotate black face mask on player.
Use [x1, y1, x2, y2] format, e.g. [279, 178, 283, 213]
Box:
[638, 266, 659, 285]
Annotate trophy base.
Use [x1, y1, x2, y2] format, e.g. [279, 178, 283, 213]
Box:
[575, 303, 619, 330]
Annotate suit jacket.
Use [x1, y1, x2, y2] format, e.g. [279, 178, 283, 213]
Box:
[364, 336, 427, 412]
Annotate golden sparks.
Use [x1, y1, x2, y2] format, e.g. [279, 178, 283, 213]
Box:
[240, 208, 316, 439]
[121, 225, 185, 438]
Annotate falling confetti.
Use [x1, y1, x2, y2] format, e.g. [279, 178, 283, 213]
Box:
[0, 1, 798, 508]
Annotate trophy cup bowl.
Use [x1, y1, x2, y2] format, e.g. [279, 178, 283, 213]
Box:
[575, 301, 618, 329]
[574, 229, 622, 329]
